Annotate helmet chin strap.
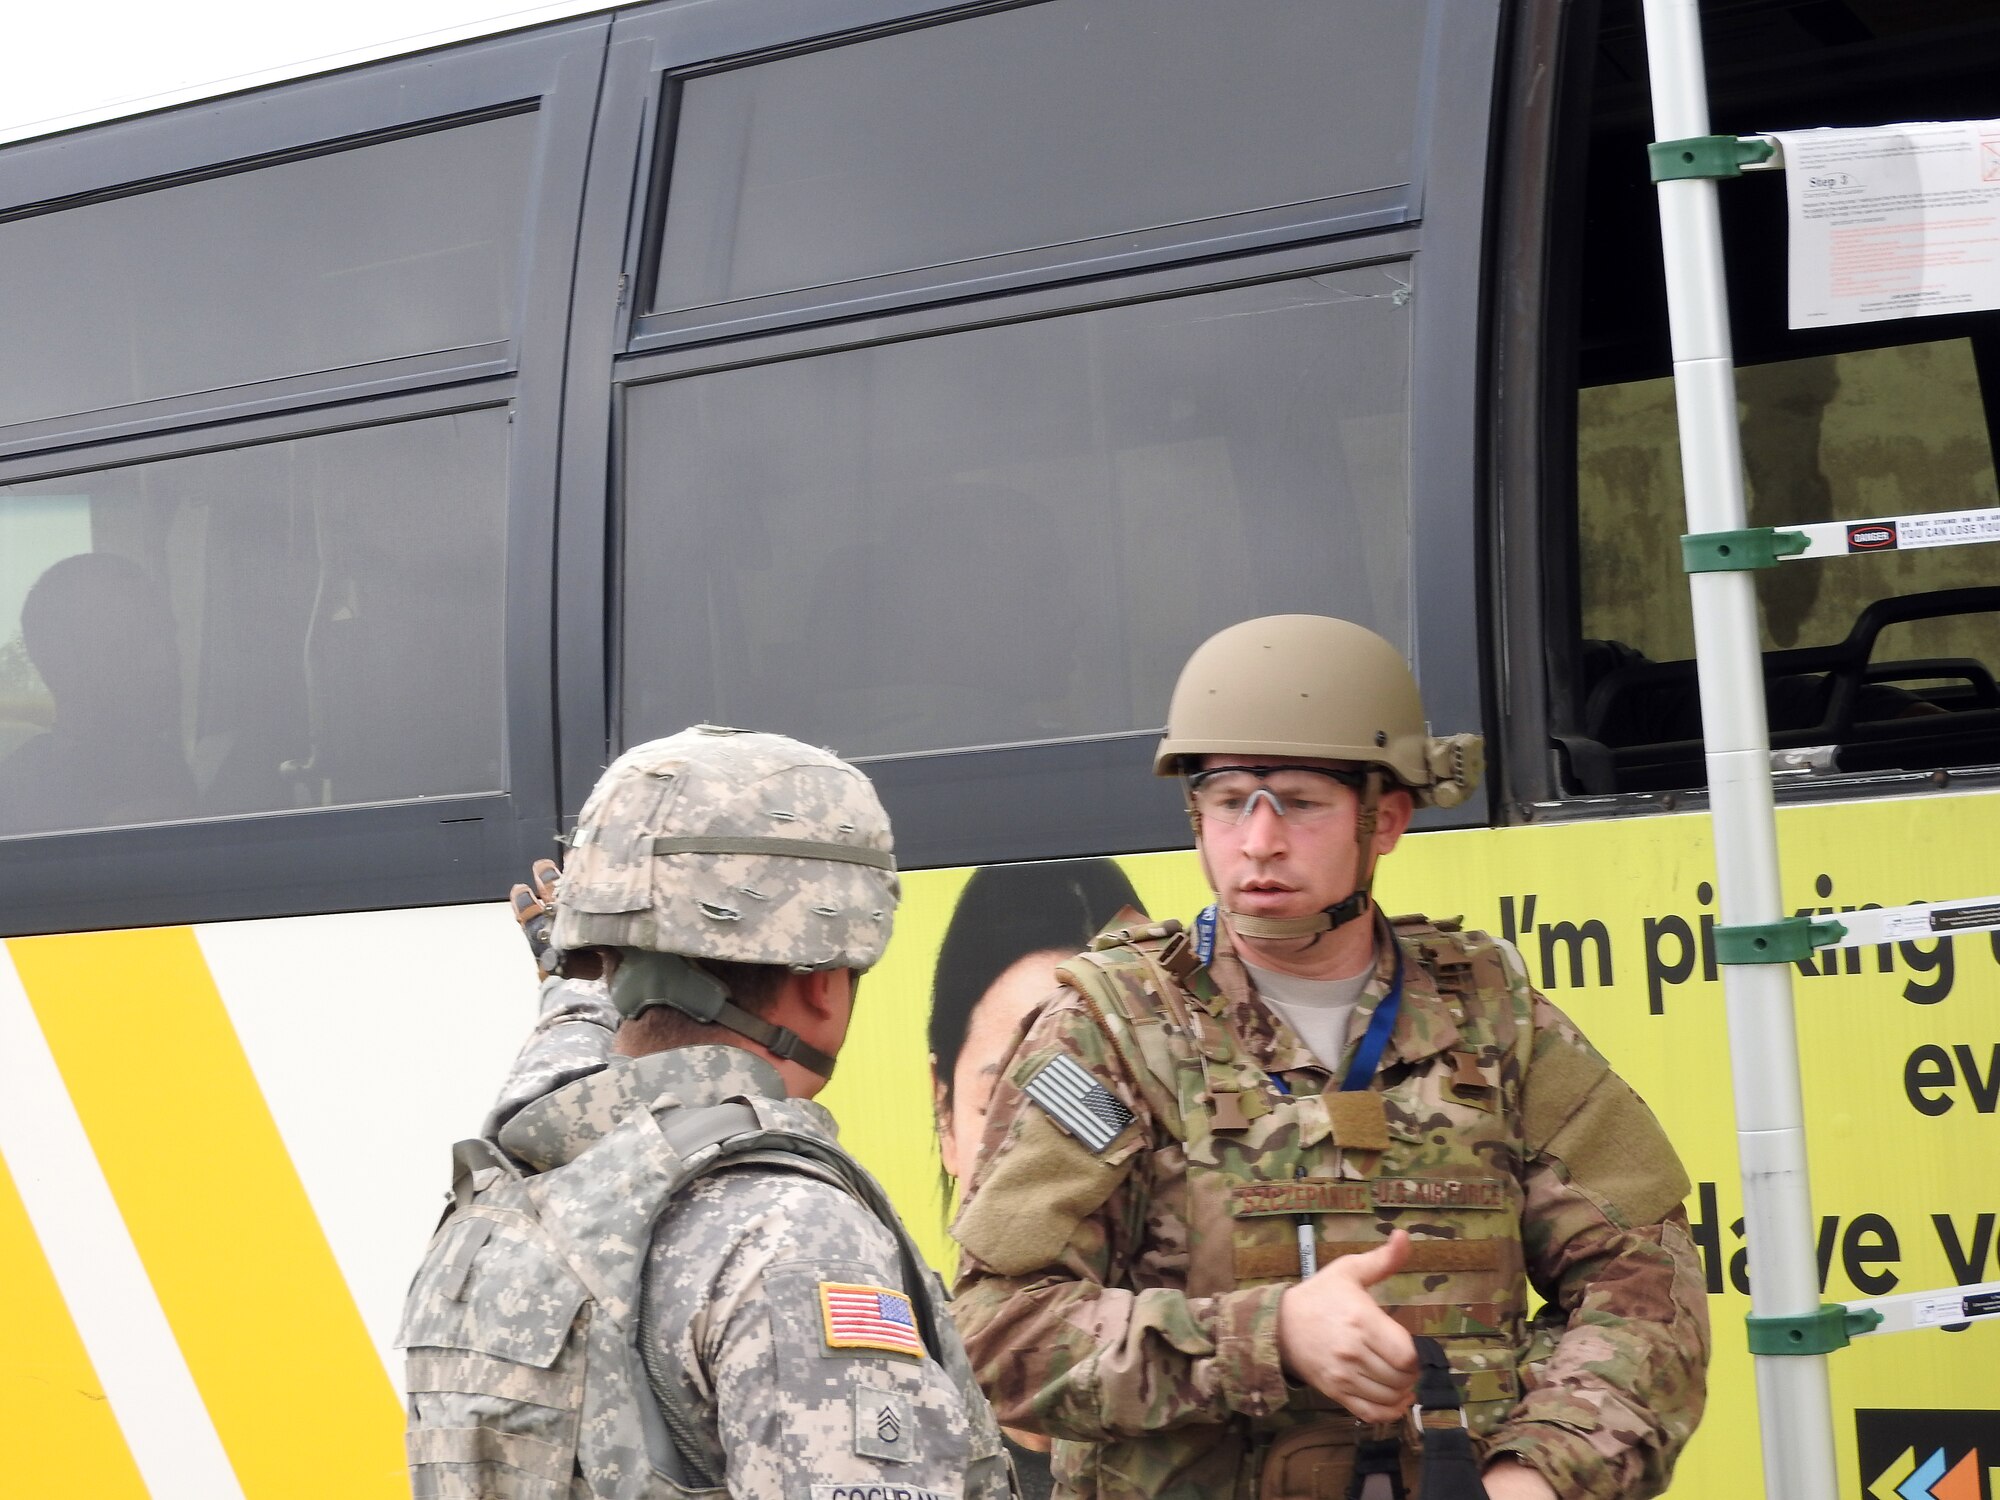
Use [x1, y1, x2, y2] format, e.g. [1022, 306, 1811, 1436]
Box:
[1223, 894, 1365, 941]
[1211, 770, 1385, 943]
[610, 949, 838, 1080]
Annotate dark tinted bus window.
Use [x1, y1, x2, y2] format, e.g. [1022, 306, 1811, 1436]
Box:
[621, 267, 1413, 759]
[652, 0, 1425, 313]
[0, 410, 509, 837]
[0, 112, 537, 428]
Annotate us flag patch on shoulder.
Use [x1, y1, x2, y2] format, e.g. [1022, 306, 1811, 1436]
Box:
[1023, 1053, 1135, 1153]
[818, 1282, 926, 1359]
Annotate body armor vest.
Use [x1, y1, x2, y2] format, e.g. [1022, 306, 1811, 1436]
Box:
[400, 1074, 991, 1500]
[1049, 917, 1552, 1499]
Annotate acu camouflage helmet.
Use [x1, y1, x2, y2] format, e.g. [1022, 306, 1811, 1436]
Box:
[551, 726, 900, 971]
[1153, 614, 1482, 808]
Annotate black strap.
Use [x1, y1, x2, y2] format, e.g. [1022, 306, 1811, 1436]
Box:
[712, 998, 839, 1080]
[636, 1268, 723, 1489]
[1320, 888, 1370, 930]
[1345, 1437, 1406, 1500]
[1411, 1336, 1485, 1500]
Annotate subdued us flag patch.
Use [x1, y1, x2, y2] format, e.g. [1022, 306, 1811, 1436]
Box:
[1023, 1052, 1134, 1153]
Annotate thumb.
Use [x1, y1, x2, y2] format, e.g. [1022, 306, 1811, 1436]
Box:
[1334, 1228, 1411, 1287]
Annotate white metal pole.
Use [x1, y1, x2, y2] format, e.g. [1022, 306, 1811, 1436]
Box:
[1638, 3, 1840, 1497]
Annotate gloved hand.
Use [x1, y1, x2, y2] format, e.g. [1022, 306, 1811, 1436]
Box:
[509, 858, 567, 977]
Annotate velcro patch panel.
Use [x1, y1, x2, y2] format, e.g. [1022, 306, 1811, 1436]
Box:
[1235, 1236, 1505, 1281]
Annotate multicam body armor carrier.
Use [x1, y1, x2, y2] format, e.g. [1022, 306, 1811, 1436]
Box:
[401, 1073, 997, 1500]
[1033, 915, 1568, 1499]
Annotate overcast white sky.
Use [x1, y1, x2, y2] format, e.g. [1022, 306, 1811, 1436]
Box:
[2, 0, 611, 141]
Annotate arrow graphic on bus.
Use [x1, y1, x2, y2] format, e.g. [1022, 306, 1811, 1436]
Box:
[1866, 1444, 1985, 1500]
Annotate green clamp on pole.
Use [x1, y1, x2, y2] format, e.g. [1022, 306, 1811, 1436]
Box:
[1715, 916, 1847, 965]
[1683, 527, 1809, 573]
[1649, 134, 1777, 182]
[1746, 1303, 1883, 1356]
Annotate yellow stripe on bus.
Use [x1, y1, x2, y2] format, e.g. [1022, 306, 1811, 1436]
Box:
[9, 929, 409, 1500]
[0, 1143, 149, 1499]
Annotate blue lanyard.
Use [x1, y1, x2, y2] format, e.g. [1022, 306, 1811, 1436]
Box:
[1193, 904, 1402, 1091]
[1340, 948, 1402, 1092]
[1193, 904, 1219, 965]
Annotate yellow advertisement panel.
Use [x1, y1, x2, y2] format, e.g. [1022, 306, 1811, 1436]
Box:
[824, 788, 2000, 1500]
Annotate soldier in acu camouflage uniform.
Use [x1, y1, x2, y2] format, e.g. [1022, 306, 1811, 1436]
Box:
[949, 617, 1709, 1500]
[401, 725, 1012, 1500]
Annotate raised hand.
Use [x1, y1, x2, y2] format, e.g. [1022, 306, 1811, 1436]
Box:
[509, 858, 577, 978]
[1275, 1228, 1419, 1422]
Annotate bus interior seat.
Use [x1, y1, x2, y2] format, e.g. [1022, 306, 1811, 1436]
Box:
[1560, 586, 2000, 795]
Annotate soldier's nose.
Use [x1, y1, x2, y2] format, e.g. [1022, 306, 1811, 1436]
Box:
[1238, 804, 1287, 856]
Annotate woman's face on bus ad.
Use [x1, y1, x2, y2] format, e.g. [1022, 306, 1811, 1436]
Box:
[934, 948, 1068, 1184]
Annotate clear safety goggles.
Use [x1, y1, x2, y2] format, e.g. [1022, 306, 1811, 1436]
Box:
[1185, 765, 1368, 827]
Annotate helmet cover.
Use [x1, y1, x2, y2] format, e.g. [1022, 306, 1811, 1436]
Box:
[550, 726, 899, 969]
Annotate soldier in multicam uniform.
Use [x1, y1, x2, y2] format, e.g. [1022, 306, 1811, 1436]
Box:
[401, 725, 1013, 1500]
[949, 617, 1709, 1500]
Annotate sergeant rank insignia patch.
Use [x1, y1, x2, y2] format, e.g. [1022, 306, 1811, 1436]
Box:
[819, 1282, 926, 1359]
[852, 1388, 914, 1462]
[1023, 1053, 1134, 1153]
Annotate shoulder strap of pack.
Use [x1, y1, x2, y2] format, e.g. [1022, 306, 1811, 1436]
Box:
[431, 1136, 517, 1235]
[1390, 921, 1530, 1103]
[686, 1108, 943, 1348]
[1061, 942, 1163, 1022]
[1056, 937, 1197, 1124]
[636, 1101, 951, 1484]
[1064, 917, 1201, 1024]
[1452, 927, 1528, 1064]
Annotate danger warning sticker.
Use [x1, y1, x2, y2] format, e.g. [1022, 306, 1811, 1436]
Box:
[1846, 522, 1898, 552]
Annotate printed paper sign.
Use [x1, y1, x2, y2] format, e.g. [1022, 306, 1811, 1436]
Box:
[1777, 120, 2000, 329]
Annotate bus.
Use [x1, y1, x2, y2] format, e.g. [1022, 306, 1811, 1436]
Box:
[2, 2, 1996, 1496]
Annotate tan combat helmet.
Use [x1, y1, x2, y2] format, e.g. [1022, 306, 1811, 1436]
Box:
[1155, 615, 1482, 939]
[550, 725, 899, 1078]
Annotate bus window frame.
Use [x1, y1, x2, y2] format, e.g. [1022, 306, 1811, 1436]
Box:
[612, 0, 1436, 353]
[595, 227, 1490, 870]
[0, 22, 613, 936]
[558, 0, 1501, 866]
[0, 386, 551, 939]
[0, 21, 609, 455]
[1486, 0, 1595, 822]
[604, 240, 1427, 867]
[1502, 0, 2000, 826]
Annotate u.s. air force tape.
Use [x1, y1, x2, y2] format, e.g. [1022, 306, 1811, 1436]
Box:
[1023, 1052, 1134, 1153]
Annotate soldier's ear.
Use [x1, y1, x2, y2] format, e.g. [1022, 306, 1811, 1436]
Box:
[794, 967, 856, 1022]
[1373, 787, 1415, 854]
